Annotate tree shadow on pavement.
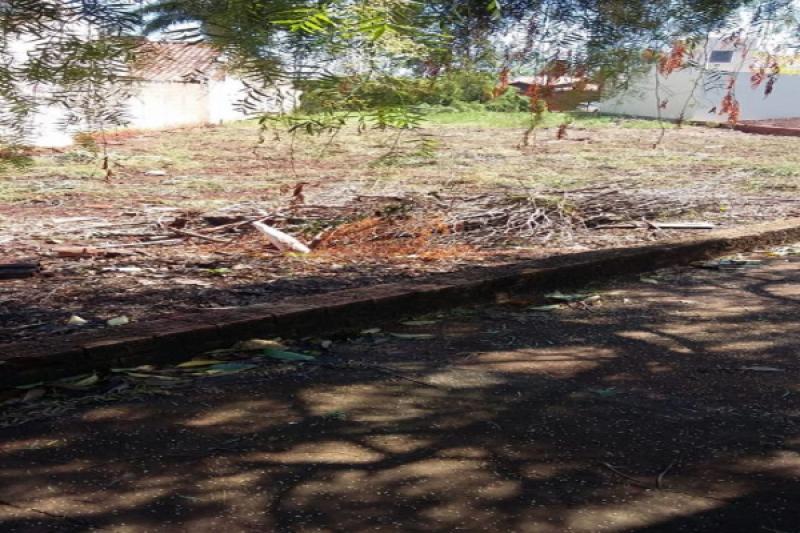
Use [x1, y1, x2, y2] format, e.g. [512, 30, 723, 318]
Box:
[0, 259, 798, 532]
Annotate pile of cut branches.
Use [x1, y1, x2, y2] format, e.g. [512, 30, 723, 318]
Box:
[567, 187, 714, 227]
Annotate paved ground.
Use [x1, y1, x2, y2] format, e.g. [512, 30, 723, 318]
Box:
[0, 250, 799, 532]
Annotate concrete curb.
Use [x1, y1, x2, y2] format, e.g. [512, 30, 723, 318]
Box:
[734, 123, 800, 137]
[3, 218, 800, 388]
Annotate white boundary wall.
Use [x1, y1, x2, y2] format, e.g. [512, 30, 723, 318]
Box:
[598, 68, 800, 122]
[598, 39, 800, 122]
[208, 77, 301, 124]
[5, 33, 300, 147]
[21, 79, 300, 147]
[127, 82, 211, 130]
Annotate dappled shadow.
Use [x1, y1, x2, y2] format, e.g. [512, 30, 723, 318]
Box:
[0, 259, 799, 531]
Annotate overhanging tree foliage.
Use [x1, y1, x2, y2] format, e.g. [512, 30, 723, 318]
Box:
[0, 0, 796, 158]
[0, 1, 140, 159]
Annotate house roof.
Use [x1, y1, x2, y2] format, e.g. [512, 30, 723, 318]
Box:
[510, 75, 585, 86]
[510, 76, 599, 92]
[130, 42, 226, 83]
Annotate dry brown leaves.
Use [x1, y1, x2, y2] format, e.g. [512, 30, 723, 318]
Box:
[314, 215, 473, 260]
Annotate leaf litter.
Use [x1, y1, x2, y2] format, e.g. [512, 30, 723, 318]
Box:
[389, 333, 436, 340]
[692, 258, 764, 270]
[106, 316, 130, 327]
[546, 290, 600, 303]
[528, 304, 562, 312]
[262, 348, 317, 362]
[67, 315, 88, 326]
[0, 310, 456, 428]
[204, 362, 259, 374]
[0, 337, 319, 428]
[176, 359, 222, 368]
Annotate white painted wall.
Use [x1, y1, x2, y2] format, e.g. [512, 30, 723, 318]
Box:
[695, 72, 800, 121]
[208, 76, 247, 123]
[598, 39, 800, 122]
[598, 67, 800, 122]
[15, 82, 211, 147]
[598, 68, 712, 121]
[3, 29, 304, 146]
[208, 76, 301, 123]
[4, 36, 305, 146]
[26, 102, 75, 148]
[127, 81, 210, 129]
[19, 79, 301, 147]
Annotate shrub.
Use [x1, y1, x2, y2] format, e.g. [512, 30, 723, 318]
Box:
[297, 70, 498, 113]
[484, 89, 530, 112]
[433, 71, 495, 104]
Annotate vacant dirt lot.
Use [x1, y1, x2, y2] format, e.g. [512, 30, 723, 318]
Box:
[2, 113, 800, 344]
[0, 248, 798, 531]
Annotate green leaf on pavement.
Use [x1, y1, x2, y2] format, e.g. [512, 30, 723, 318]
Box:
[107, 316, 130, 327]
[400, 320, 439, 326]
[111, 365, 155, 373]
[177, 359, 221, 368]
[15, 381, 45, 390]
[390, 333, 435, 340]
[67, 315, 88, 326]
[124, 372, 180, 381]
[546, 290, 597, 302]
[741, 366, 784, 372]
[693, 259, 763, 270]
[262, 348, 317, 362]
[206, 362, 258, 374]
[55, 373, 99, 389]
[528, 304, 562, 312]
[591, 387, 618, 397]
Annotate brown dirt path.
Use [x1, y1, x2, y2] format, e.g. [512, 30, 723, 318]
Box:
[0, 252, 799, 532]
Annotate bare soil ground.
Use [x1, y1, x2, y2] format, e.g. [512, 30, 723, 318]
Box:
[0, 246, 798, 531]
[2, 114, 800, 344]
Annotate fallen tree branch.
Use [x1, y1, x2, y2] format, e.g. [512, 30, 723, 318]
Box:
[94, 239, 184, 249]
[657, 459, 677, 489]
[201, 215, 274, 234]
[252, 221, 311, 254]
[652, 222, 714, 230]
[171, 228, 233, 244]
[600, 462, 652, 489]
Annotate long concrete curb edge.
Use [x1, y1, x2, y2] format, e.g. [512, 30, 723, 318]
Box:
[3, 218, 800, 387]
